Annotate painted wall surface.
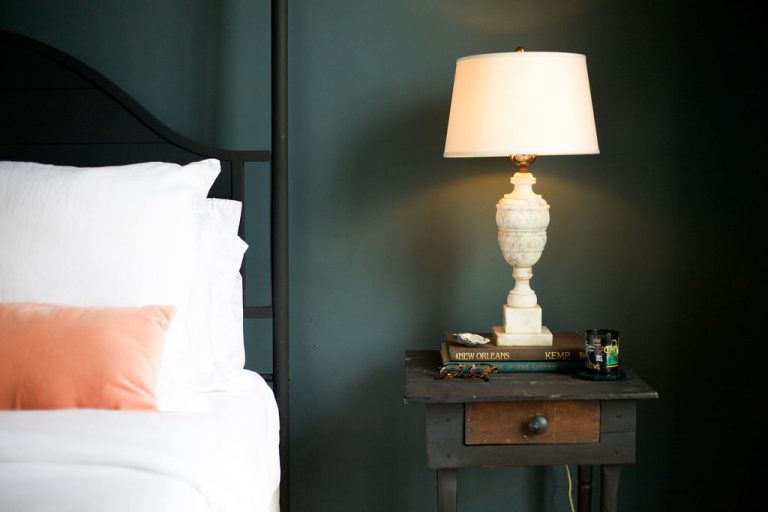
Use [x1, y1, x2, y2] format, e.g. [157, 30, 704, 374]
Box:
[1, 1, 761, 510]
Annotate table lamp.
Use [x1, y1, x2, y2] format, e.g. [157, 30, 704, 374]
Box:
[444, 49, 599, 346]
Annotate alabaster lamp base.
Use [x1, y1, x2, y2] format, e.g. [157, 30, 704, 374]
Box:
[503, 303, 543, 332]
[493, 167, 554, 347]
[493, 324, 554, 346]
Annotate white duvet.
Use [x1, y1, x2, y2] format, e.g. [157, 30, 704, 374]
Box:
[0, 370, 280, 512]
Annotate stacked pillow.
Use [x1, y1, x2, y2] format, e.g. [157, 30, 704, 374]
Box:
[187, 197, 248, 392]
[0, 159, 247, 411]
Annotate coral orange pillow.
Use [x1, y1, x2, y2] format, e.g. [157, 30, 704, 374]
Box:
[0, 303, 175, 411]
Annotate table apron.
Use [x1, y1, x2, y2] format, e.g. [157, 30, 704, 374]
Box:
[425, 401, 637, 468]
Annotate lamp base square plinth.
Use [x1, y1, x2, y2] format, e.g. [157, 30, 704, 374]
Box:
[493, 325, 554, 346]
[503, 304, 543, 333]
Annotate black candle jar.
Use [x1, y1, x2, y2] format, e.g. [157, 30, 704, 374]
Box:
[577, 328, 625, 381]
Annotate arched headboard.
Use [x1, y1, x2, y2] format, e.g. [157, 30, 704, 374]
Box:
[0, 30, 267, 197]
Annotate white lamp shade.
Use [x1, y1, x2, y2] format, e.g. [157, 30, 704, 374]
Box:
[444, 52, 599, 157]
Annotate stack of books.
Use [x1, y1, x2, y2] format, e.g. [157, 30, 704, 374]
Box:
[441, 332, 586, 373]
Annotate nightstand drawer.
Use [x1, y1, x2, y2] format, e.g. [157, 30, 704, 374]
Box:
[465, 401, 600, 445]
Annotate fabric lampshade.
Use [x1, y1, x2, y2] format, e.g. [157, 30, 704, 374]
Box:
[444, 52, 599, 157]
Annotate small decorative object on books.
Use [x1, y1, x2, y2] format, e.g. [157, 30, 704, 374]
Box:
[449, 332, 491, 347]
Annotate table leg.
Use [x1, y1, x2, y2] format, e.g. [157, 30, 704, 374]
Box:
[578, 465, 592, 512]
[436, 468, 458, 512]
[600, 465, 622, 512]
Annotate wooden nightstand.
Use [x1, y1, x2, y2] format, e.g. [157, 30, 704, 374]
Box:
[404, 350, 658, 512]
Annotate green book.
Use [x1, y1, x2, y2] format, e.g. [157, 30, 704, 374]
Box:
[441, 343, 584, 373]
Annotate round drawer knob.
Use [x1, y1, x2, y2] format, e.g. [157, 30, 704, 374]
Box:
[528, 415, 549, 435]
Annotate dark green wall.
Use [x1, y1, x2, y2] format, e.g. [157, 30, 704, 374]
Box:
[2, 1, 761, 510]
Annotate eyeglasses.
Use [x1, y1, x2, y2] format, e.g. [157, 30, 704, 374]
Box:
[437, 363, 498, 382]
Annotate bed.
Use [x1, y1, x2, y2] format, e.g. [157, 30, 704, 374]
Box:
[0, 4, 289, 510]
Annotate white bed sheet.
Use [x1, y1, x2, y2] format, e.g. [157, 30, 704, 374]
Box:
[0, 370, 280, 512]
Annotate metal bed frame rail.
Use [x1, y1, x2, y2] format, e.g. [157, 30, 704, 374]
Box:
[270, 1, 290, 510]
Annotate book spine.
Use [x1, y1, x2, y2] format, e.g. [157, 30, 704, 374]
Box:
[447, 360, 585, 373]
[448, 347, 585, 362]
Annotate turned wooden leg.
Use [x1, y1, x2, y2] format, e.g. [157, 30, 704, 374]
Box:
[578, 465, 592, 512]
[600, 465, 622, 512]
[436, 468, 458, 512]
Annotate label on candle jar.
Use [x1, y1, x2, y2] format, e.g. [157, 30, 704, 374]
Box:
[585, 329, 620, 373]
[605, 339, 619, 368]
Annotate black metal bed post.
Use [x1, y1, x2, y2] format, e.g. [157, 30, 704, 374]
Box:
[271, 0, 289, 510]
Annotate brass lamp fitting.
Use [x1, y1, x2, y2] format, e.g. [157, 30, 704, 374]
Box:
[510, 154, 538, 173]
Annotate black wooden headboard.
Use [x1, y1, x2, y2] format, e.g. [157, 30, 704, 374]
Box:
[0, 30, 266, 196]
[0, 15, 289, 509]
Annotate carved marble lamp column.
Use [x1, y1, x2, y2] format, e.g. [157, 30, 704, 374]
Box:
[444, 50, 599, 346]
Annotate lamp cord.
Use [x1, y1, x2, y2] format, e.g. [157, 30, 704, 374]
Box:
[564, 465, 575, 512]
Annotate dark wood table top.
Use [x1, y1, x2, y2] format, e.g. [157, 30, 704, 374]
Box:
[404, 350, 659, 404]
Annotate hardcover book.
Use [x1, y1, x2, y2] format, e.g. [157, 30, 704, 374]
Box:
[440, 343, 585, 373]
[446, 331, 585, 362]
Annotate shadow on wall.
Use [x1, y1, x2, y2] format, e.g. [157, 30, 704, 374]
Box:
[293, 363, 433, 510]
[325, 98, 498, 339]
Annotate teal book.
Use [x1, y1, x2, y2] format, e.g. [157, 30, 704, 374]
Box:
[440, 343, 584, 373]
[481, 360, 584, 373]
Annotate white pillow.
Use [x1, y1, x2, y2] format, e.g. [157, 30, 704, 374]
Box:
[188, 199, 248, 391]
[212, 240, 248, 387]
[0, 159, 220, 396]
